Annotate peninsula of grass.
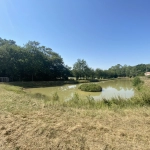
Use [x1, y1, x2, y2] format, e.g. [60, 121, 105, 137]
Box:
[78, 83, 102, 92]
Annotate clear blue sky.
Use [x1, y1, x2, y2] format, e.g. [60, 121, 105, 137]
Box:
[0, 0, 150, 69]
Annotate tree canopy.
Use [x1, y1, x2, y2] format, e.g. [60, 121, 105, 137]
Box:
[0, 37, 149, 81]
[0, 38, 71, 81]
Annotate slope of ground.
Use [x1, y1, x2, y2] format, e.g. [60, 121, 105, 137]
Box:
[0, 81, 150, 150]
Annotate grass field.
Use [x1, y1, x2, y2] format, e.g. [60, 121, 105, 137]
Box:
[0, 78, 150, 150]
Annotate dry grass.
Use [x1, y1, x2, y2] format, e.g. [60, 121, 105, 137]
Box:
[0, 82, 150, 150]
[141, 77, 150, 88]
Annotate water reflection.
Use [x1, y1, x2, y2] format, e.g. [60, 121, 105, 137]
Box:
[93, 87, 134, 100]
[27, 79, 134, 100]
[95, 79, 134, 100]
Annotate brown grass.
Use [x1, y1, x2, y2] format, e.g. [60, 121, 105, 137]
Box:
[0, 82, 150, 150]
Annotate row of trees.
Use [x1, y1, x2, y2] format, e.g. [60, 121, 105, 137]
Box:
[0, 38, 71, 81]
[0, 37, 149, 81]
[72, 59, 150, 80]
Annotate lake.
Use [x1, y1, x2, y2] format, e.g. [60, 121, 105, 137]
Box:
[27, 79, 134, 100]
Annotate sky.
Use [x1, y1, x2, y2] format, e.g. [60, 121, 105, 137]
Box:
[0, 0, 150, 70]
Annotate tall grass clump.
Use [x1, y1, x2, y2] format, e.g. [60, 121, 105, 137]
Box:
[66, 93, 86, 108]
[65, 88, 150, 109]
[52, 92, 59, 101]
[131, 87, 150, 106]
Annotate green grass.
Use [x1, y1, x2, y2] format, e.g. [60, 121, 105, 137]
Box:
[78, 83, 102, 92]
[64, 90, 150, 109]
[1, 80, 150, 111]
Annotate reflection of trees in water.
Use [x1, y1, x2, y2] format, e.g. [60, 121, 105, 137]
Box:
[100, 80, 133, 91]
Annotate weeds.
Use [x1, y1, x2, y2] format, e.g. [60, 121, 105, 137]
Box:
[1, 82, 150, 149]
[49, 87, 150, 109]
[52, 92, 59, 101]
[86, 95, 94, 104]
[1, 81, 150, 110]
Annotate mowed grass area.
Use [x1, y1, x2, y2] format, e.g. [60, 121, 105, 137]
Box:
[0, 79, 150, 150]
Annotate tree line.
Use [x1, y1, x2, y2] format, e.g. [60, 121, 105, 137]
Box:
[0, 37, 149, 81]
[72, 59, 150, 80]
[0, 38, 71, 81]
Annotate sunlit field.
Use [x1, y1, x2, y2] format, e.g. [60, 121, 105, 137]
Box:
[0, 78, 150, 149]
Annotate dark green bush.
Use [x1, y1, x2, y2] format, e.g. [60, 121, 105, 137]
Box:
[78, 83, 102, 92]
[89, 79, 99, 82]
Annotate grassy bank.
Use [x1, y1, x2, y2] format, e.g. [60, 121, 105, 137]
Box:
[0, 79, 150, 149]
[7, 80, 79, 88]
[6, 79, 98, 88]
[6, 78, 116, 88]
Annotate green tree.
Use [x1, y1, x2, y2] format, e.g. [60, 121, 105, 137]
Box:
[95, 68, 104, 79]
[0, 37, 71, 81]
[72, 59, 88, 80]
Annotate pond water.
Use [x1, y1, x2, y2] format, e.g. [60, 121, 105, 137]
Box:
[27, 79, 134, 100]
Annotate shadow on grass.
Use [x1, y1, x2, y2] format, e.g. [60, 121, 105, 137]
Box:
[5, 80, 78, 88]
[5, 79, 110, 88]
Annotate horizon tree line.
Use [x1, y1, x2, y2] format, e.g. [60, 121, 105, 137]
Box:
[0, 37, 149, 81]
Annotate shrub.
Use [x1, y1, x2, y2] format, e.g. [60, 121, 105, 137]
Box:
[78, 83, 102, 92]
[132, 77, 143, 86]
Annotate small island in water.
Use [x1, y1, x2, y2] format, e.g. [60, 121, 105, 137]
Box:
[78, 83, 102, 92]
